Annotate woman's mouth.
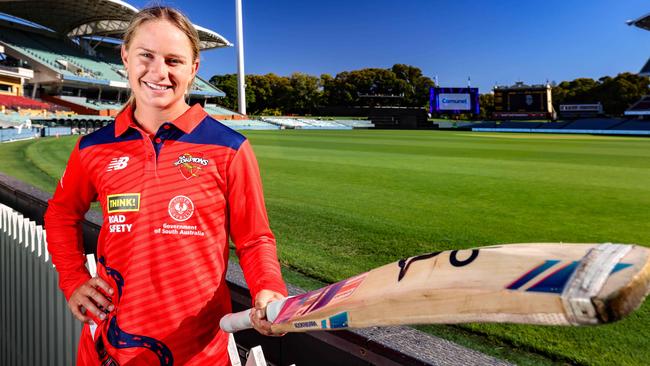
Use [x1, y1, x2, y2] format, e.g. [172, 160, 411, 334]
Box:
[142, 81, 173, 91]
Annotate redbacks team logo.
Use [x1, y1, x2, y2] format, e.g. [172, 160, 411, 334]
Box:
[173, 153, 209, 180]
[168, 195, 194, 222]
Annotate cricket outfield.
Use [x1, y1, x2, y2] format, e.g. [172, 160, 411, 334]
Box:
[1, 130, 649, 365]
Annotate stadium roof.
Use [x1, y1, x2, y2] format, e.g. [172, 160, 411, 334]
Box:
[627, 12, 650, 31]
[0, 0, 231, 50]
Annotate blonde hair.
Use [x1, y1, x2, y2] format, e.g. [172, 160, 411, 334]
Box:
[120, 6, 200, 111]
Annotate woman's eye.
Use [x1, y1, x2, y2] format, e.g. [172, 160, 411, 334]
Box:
[140, 53, 152, 58]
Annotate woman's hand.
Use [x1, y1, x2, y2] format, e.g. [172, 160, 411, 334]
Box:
[249, 289, 286, 336]
[68, 277, 114, 323]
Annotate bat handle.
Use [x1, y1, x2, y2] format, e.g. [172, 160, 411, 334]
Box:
[219, 298, 288, 333]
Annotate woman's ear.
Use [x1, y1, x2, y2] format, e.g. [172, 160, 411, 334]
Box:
[121, 44, 129, 69]
[191, 58, 200, 78]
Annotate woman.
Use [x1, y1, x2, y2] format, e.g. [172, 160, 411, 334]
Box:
[44, 6, 287, 365]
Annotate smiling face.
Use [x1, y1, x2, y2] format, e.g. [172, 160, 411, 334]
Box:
[121, 19, 199, 112]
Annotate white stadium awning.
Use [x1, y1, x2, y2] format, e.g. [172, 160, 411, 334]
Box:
[627, 12, 650, 31]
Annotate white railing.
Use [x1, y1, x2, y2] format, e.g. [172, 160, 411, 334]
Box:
[0, 202, 83, 366]
[0, 202, 280, 366]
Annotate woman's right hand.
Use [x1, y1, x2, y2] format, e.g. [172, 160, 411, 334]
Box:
[68, 277, 115, 323]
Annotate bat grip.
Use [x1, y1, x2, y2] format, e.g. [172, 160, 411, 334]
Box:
[219, 298, 288, 333]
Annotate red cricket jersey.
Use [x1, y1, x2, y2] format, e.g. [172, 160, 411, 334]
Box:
[44, 104, 287, 365]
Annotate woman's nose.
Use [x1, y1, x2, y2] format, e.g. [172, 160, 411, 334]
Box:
[149, 57, 167, 78]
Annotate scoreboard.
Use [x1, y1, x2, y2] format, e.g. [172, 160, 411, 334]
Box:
[493, 83, 554, 119]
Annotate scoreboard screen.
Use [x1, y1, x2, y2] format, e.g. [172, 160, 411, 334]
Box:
[493, 87, 553, 119]
[506, 91, 545, 112]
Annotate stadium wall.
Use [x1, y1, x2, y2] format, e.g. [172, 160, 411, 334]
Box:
[473, 127, 650, 135]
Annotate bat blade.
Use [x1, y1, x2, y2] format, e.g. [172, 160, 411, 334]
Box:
[220, 243, 650, 333]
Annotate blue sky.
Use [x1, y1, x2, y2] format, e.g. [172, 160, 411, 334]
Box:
[133, 1, 648, 92]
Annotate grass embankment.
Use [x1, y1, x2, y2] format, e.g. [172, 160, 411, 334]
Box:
[1, 131, 649, 365]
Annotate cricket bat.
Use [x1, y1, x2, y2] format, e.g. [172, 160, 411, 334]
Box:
[220, 243, 650, 333]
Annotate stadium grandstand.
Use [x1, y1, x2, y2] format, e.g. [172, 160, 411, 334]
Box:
[0, 0, 271, 140]
[627, 12, 650, 117]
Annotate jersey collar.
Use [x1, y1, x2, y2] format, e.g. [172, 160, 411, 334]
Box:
[115, 103, 209, 137]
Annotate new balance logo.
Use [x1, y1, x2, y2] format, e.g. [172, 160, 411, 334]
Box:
[107, 157, 129, 171]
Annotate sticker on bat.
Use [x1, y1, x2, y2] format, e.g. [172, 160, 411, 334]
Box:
[328, 312, 349, 329]
[274, 273, 367, 324]
[293, 320, 319, 329]
[507, 260, 633, 293]
[398, 249, 480, 282]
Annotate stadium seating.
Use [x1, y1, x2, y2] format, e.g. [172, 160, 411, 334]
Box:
[563, 118, 625, 130]
[497, 121, 542, 129]
[626, 96, 650, 112]
[0, 94, 55, 110]
[536, 121, 570, 129]
[0, 111, 32, 127]
[219, 119, 279, 130]
[204, 104, 240, 116]
[0, 27, 124, 82]
[329, 119, 375, 128]
[296, 118, 349, 129]
[262, 117, 310, 128]
[613, 120, 650, 131]
[261, 117, 356, 129]
[468, 118, 650, 135]
[466, 121, 497, 128]
[192, 78, 216, 91]
[0, 29, 73, 76]
[56, 96, 121, 111]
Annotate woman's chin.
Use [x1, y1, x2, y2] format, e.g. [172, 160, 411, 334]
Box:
[137, 94, 182, 109]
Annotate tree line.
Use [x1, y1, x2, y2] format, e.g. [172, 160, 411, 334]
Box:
[552, 72, 649, 116]
[209, 64, 434, 115]
[209, 67, 649, 117]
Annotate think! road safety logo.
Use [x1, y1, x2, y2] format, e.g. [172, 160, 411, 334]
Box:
[173, 153, 209, 179]
[107, 193, 140, 213]
[168, 195, 194, 222]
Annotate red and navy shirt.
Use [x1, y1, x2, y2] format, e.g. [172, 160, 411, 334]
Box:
[45, 104, 287, 365]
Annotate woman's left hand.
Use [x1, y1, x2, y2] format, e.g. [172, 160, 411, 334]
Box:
[250, 289, 286, 336]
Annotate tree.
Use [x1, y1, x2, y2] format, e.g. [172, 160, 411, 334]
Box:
[210, 64, 437, 114]
[391, 64, 434, 107]
[246, 73, 291, 114]
[287, 72, 321, 114]
[551, 73, 650, 116]
[479, 93, 494, 119]
[209, 73, 256, 112]
[322, 65, 433, 108]
[209, 74, 237, 110]
[595, 73, 649, 115]
[552, 78, 599, 108]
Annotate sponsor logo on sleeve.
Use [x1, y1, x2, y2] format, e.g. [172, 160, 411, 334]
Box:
[107, 193, 140, 213]
[174, 153, 209, 180]
[168, 195, 194, 222]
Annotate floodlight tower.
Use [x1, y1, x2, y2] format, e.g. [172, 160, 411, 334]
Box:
[235, 0, 246, 115]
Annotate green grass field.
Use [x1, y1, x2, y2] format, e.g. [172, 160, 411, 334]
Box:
[2, 130, 649, 365]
